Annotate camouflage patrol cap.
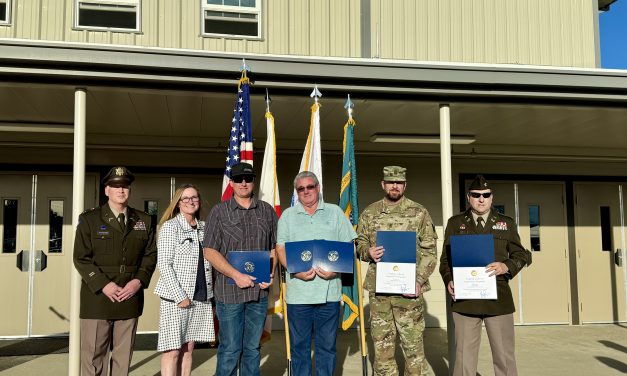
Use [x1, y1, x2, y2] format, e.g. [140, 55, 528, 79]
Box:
[101, 166, 135, 187]
[468, 174, 491, 191]
[383, 166, 406, 182]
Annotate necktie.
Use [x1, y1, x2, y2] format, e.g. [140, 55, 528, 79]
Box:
[118, 213, 126, 232]
[477, 216, 484, 229]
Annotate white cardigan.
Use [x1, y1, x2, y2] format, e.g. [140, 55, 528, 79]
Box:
[154, 213, 213, 303]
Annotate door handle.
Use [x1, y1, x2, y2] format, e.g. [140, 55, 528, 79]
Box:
[615, 249, 623, 267]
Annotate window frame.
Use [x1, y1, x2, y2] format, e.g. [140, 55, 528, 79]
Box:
[200, 0, 262, 40]
[74, 0, 141, 33]
[0, 0, 12, 26]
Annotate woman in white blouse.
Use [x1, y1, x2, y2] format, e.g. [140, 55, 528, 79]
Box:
[154, 184, 214, 376]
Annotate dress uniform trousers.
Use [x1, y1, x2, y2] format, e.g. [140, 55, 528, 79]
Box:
[80, 317, 139, 376]
[452, 312, 517, 376]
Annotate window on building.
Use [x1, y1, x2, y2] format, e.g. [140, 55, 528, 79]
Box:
[0, 0, 11, 25]
[528, 205, 541, 251]
[202, 0, 261, 38]
[600, 206, 612, 251]
[75, 0, 140, 31]
[2, 199, 18, 253]
[144, 200, 158, 230]
[48, 200, 64, 253]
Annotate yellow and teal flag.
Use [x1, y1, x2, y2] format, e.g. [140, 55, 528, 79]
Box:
[340, 116, 360, 330]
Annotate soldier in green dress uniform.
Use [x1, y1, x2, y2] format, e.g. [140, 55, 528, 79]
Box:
[73, 166, 157, 376]
[439, 175, 532, 376]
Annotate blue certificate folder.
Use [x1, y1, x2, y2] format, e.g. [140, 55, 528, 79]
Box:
[226, 250, 271, 284]
[450, 234, 495, 267]
[285, 240, 354, 274]
[376, 231, 417, 263]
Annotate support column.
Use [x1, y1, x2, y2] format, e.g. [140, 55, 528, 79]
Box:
[439, 104, 455, 374]
[69, 88, 87, 376]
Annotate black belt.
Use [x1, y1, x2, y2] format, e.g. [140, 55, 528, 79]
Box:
[100, 265, 138, 273]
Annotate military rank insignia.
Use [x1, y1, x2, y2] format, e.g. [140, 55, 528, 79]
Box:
[493, 221, 508, 230]
[133, 220, 147, 231]
[459, 224, 466, 230]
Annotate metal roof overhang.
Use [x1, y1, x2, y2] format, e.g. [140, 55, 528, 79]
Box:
[1, 39, 627, 163]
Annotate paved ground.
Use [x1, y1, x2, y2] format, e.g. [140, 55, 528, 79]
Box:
[0, 324, 626, 375]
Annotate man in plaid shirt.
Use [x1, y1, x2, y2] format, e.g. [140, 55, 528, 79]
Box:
[203, 162, 278, 376]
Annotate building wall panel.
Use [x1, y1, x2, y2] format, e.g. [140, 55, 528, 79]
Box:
[136, 0, 158, 47]
[371, 0, 597, 67]
[15, 0, 41, 40]
[0, 0, 598, 67]
[266, 0, 289, 55]
[40, 0, 67, 41]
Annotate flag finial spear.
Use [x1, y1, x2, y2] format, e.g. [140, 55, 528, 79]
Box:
[265, 88, 272, 112]
[240, 58, 250, 75]
[344, 94, 354, 120]
[310, 84, 322, 104]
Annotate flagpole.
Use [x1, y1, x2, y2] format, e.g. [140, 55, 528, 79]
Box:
[279, 265, 292, 376]
[355, 256, 368, 375]
[345, 94, 368, 375]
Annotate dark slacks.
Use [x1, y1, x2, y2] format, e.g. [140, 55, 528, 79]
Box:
[452, 312, 517, 376]
[80, 318, 138, 376]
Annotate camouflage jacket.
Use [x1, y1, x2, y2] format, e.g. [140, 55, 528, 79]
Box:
[356, 196, 438, 293]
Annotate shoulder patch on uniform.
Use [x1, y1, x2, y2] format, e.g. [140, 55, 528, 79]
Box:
[459, 224, 466, 230]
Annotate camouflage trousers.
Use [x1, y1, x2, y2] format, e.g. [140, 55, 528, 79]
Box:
[369, 293, 433, 376]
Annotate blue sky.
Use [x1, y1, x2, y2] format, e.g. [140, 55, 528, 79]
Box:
[600, 0, 627, 69]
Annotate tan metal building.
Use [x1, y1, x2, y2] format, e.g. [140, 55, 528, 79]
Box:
[0, 0, 625, 349]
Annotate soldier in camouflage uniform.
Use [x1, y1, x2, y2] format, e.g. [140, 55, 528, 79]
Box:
[356, 166, 437, 376]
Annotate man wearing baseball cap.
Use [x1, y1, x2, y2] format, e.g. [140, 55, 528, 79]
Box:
[203, 162, 278, 376]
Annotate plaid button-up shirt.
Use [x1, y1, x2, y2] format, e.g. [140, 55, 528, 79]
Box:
[203, 196, 278, 304]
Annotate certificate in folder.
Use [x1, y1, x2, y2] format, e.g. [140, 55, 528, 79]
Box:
[450, 234, 497, 299]
[285, 240, 354, 274]
[226, 250, 271, 284]
[375, 231, 417, 294]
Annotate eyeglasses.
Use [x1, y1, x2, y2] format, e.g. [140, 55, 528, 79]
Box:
[296, 184, 317, 193]
[180, 196, 200, 203]
[232, 176, 254, 183]
[469, 192, 492, 199]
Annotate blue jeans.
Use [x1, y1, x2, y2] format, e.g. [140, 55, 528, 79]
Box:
[287, 302, 340, 376]
[215, 296, 268, 376]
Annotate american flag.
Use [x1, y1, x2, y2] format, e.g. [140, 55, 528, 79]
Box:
[221, 72, 253, 201]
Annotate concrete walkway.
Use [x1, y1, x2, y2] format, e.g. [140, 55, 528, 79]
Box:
[1, 324, 626, 375]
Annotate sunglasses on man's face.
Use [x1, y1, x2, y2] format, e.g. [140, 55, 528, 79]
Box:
[469, 192, 492, 199]
[296, 184, 317, 193]
[232, 175, 254, 184]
